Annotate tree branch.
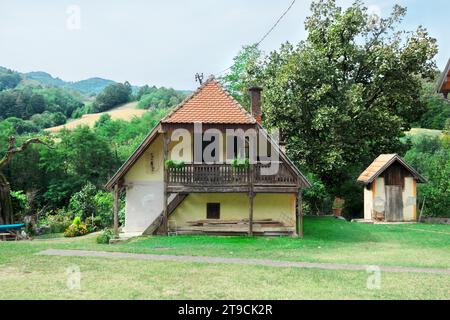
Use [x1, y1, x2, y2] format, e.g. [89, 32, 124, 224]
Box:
[0, 136, 53, 169]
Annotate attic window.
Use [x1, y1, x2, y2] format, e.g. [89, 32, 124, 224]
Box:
[206, 203, 220, 219]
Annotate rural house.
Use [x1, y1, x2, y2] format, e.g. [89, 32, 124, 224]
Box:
[437, 58, 450, 99]
[106, 77, 310, 237]
[357, 154, 426, 222]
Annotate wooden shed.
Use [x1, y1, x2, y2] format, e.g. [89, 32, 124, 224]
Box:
[357, 154, 426, 222]
[437, 58, 450, 99]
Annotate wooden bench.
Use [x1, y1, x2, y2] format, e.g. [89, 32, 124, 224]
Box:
[0, 231, 18, 241]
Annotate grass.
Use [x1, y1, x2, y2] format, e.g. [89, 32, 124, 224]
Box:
[44, 101, 145, 133]
[0, 217, 449, 299]
[406, 128, 443, 141]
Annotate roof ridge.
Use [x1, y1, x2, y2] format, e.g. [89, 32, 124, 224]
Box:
[161, 75, 216, 123]
[212, 78, 255, 122]
[161, 75, 256, 124]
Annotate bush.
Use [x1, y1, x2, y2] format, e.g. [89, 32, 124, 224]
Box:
[404, 135, 450, 217]
[96, 229, 115, 244]
[64, 220, 89, 238]
[41, 211, 73, 234]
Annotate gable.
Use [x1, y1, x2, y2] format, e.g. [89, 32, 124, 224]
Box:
[162, 77, 255, 124]
[437, 58, 450, 94]
[357, 154, 426, 185]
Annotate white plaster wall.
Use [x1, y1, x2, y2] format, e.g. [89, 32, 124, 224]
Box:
[364, 187, 373, 220]
[373, 177, 386, 214]
[403, 177, 416, 221]
[123, 182, 163, 233]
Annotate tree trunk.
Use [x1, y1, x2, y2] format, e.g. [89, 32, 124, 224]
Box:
[0, 172, 13, 225]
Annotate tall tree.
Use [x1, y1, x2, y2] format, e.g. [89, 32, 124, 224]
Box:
[0, 136, 51, 224]
[220, 44, 263, 108]
[259, 0, 437, 193]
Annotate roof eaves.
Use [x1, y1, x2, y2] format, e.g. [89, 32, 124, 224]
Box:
[437, 58, 450, 93]
[105, 123, 161, 189]
[256, 123, 311, 188]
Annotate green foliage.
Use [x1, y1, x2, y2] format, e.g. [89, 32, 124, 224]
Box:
[230, 158, 249, 169]
[96, 228, 115, 244]
[0, 67, 21, 91]
[68, 184, 114, 229]
[92, 82, 132, 112]
[302, 173, 332, 215]
[23, 71, 114, 95]
[40, 212, 72, 233]
[72, 216, 81, 226]
[404, 135, 450, 217]
[64, 222, 89, 237]
[415, 78, 450, 130]
[219, 44, 262, 107]
[136, 86, 186, 110]
[10, 190, 29, 219]
[39, 126, 115, 207]
[69, 183, 97, 220]
[165, 159, 185, 169]
[223, 1, 437, 215]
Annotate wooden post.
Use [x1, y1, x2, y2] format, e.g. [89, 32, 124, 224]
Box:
[113, 183, 120, 235]
[248, 163, 254, 236]
[297, 189, 303, 239]
[162, 131, 169, 235]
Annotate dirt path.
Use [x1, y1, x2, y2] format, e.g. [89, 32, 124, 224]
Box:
[38, 249, 450, 275]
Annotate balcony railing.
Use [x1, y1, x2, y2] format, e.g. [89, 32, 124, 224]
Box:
[167, 162, 297, 187]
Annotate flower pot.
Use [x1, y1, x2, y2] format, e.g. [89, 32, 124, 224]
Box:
[332, 208, 343, 217]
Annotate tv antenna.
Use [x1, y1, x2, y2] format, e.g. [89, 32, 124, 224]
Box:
[195, 73, 204, 85]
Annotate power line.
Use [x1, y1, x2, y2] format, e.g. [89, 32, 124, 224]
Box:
[255, 0, 296, 47]
[215, 0, 297, 77]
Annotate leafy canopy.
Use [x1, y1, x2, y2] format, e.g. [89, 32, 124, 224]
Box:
[257, 0, 437, 189]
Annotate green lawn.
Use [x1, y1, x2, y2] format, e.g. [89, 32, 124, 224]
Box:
[0, 217, 449, 299]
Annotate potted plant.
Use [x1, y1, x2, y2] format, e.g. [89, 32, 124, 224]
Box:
[164, 159, 185, 170]
[230, 158, 249, 170]
[332, 197, 345, 217]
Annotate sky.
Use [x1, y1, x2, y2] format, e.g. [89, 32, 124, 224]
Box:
[0, 0, 448, 90]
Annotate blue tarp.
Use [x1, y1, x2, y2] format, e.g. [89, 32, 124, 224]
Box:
[0, 224, 25, 232]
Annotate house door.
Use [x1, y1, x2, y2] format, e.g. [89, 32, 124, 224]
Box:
[385, 186, 403, 222]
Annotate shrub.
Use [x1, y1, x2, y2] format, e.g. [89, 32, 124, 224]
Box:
[96, 229, 115, 244]
[64, 223, 89, 237]
[41, 212, 72, 234]
[72, 216, 81, 226]
[69, 183, 97, 221]
[165, 159, 185, 169]
[404, 135, 450, 217]
[230, 158, 249, 169]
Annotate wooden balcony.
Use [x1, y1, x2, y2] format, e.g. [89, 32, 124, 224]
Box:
[166, 162, 299, 193]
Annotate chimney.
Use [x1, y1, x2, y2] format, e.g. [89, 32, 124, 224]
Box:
[249, 86, 262, 124]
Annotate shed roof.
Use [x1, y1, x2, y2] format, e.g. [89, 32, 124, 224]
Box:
[437, 58, 450, 95]
[357, 154, 426, 185]
[161, 76, 255, 124]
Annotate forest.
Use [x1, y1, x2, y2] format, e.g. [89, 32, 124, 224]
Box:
[0, 0, 448, 235]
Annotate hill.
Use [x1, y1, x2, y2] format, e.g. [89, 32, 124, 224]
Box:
[45, 101, 146, 133]
[22, 71, 115, 95]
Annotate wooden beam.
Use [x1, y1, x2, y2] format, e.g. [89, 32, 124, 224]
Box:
[162, 131, 169, 235]
[248, 162, 254, 236]
[113, 183, 120, 235]
[248, 192, 254, 236]
[297, 189, 303, 239]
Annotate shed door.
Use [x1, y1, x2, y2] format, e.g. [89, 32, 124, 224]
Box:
[385, 186, 403, 222]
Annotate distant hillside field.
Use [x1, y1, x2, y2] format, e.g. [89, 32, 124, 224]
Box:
[22, 71, 115, 95]
[406, 128, 443, 138]
[45, 101, 145, 133]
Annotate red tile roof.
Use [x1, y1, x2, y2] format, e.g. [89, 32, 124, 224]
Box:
[162, 77, 256, 124]
[357, 154, 426, 184]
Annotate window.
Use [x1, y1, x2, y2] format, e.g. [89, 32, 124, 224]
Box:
[206, 203, 220, 219]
